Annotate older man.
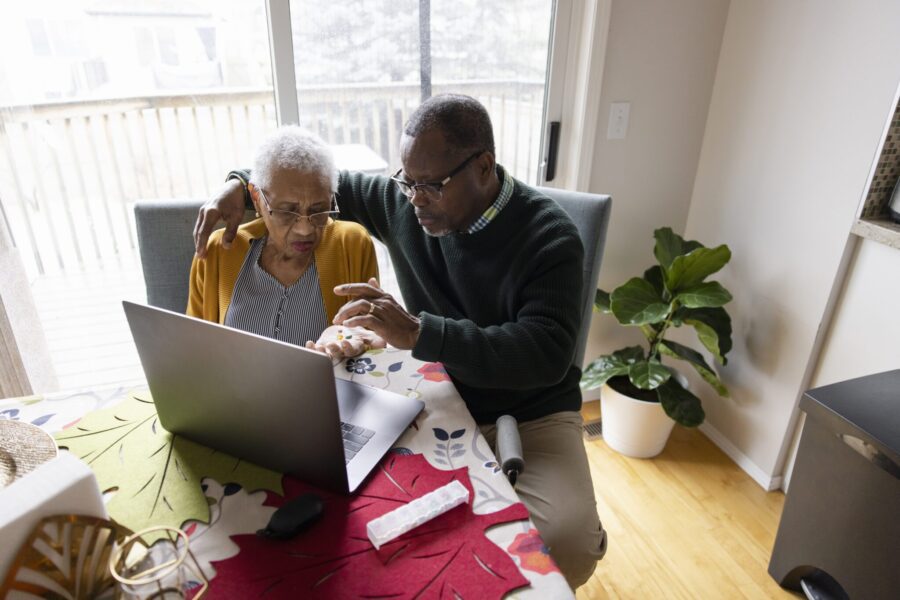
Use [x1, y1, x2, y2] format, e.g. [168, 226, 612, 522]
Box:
[194, 94, 607, 589]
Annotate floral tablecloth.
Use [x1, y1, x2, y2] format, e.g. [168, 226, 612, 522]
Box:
[1, 347, 573, 599]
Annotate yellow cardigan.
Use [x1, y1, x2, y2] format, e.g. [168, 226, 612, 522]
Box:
[187, 218, 379, 324]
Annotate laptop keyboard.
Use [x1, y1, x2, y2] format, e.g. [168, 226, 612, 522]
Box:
[341, 421, 375, 464]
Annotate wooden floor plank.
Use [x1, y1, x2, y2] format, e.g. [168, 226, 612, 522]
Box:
[576, 402, 798, 600]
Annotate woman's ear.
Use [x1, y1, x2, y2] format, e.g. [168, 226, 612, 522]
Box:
[249, 183, 262, 216]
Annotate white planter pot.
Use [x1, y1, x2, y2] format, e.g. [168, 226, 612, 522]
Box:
[600, 382, 675, 458]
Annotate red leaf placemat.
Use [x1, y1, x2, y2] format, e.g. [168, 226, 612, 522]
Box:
[209, 453, 530, 599]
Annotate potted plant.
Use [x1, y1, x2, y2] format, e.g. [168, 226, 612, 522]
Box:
[581, 227, 733, 458]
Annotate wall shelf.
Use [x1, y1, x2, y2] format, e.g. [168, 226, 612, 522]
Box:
[851, 217, 900, 250]
[854, 94, 900, 250]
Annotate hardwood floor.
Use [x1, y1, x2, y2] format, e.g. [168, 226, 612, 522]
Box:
[576, 402, 800, 600]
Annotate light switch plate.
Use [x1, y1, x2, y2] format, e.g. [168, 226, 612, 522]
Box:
[607, 102, 630, 139]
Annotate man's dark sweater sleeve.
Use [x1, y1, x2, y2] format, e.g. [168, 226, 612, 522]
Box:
[227, 169, 253, 209]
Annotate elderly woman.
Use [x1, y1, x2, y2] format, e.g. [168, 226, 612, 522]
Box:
[188, 127, 380, 356]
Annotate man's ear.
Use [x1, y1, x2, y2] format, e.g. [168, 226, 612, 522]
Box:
[477, 151, 496, 182]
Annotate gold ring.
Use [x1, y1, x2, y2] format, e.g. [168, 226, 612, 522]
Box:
[368, 301, 376, 315]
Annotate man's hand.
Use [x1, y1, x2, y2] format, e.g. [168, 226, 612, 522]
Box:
[305, 324, 387, 362]
[193, 178, 247, 258]
[333, 278, 420, 350]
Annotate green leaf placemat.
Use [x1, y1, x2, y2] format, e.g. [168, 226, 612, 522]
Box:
[55, 393, 282, 542]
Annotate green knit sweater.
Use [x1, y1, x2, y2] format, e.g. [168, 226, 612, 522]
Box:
[336, 168, 585, 424]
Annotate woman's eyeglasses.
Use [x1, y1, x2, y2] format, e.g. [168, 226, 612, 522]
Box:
[253, 184, 338, 228]
[390, 151, 483, 201]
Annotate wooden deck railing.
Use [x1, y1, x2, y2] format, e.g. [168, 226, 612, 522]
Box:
[0, 80, 544, 276]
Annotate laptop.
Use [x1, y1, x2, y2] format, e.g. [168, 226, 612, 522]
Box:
[122, 301, 424, 494]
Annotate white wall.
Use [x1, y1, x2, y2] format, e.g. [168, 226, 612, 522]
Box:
[782, 237, 900, 487]
[684, 0, 900, 488]
[584, 0, 731, 375]
[812, 239, 900, 386]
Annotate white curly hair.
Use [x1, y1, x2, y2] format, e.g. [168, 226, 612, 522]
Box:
[252, 126, 337, 193]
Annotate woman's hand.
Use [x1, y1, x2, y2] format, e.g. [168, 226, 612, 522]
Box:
[305, 324, 387, 362]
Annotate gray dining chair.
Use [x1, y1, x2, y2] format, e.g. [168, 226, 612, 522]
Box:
[134, 199, 208, 313]
[538, 187, 612, 369]
[495, 188, 612, 485]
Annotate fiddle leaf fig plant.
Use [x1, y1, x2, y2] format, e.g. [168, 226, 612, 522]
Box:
[581, 227, 733, 427]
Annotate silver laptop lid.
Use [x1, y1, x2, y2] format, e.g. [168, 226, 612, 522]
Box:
[123, 300, 350, 492]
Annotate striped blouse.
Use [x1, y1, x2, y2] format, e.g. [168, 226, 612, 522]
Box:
[224, 237, 328, 345]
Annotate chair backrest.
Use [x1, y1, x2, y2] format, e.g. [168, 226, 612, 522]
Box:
[134, 199, 206, 313]
[135, 191, 612, 367]
[536, 187, 612, 369]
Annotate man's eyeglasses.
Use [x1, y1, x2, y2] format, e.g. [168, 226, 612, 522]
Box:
[253, 184, 339, 228]
[390, 150, 483, 201]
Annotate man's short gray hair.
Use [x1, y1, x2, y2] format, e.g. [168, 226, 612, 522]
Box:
[404, 94, 495, 156]
[252, 126, 337, 192]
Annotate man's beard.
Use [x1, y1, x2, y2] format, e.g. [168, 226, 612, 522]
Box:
[416, 214, 451, 237]
[422, 225, 451, 238]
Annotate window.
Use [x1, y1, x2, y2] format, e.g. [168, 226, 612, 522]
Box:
[0, 1, 276, 390]
[288, 0, 554, 182]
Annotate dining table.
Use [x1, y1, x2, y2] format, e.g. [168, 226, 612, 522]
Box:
[1, 346, 574, 599]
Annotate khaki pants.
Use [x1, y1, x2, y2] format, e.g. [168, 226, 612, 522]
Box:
[479, 411, 607, 590]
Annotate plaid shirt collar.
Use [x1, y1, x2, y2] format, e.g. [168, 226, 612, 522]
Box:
[464, 165, 514, 234]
